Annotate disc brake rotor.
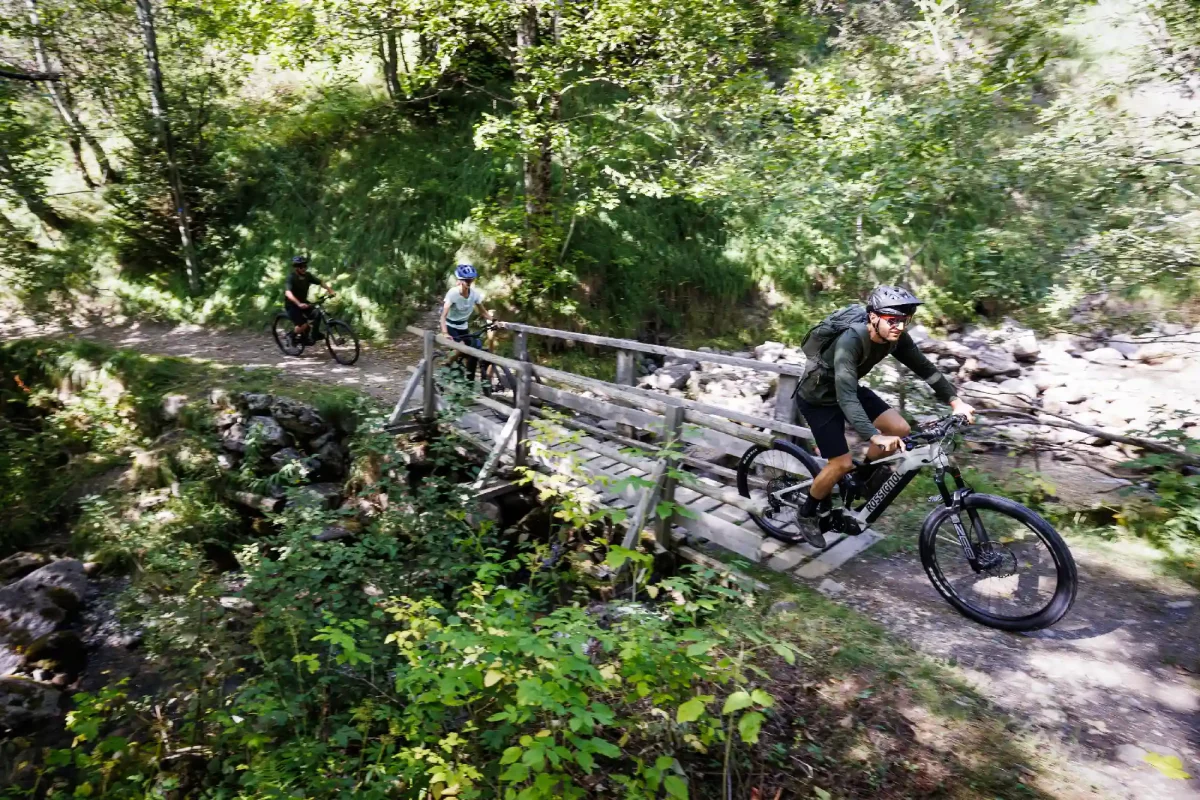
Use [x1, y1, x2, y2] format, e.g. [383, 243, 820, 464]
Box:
[976, 544, 1017, 578]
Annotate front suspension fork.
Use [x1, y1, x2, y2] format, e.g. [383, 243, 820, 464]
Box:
[933, 467, 988, 572]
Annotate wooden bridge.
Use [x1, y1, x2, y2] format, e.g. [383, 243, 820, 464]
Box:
[388, 323, 883, 582]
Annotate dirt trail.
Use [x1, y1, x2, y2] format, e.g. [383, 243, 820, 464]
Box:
[5, 312, 1199, 798]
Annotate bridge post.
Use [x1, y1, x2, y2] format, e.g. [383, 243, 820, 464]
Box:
[514, 362, 533, 467]
[422, 330, 436, 421]
[774, 374, 799, 443]
[513, 330, 529, 362]
[615, 349, 636, 437]
[655, 401, 685, 548]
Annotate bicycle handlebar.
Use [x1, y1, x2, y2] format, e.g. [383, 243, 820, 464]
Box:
[902, 414, 969, 448]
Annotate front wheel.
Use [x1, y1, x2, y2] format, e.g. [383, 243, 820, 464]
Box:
[273, 314, 305, 356]
[325, 320, 360, 365]
[736, 440, 824, 545]
[919, 493, 1077, 631]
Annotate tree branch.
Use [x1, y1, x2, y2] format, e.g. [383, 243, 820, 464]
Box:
[0, 67, 60, 82]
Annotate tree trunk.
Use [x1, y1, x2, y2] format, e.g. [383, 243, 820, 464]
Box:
[134, 0, 200, 295]
[58, 74, 120, 183]
[24, 0, 118, 186]
[515, 1, 553, 262]
[0, 150, 73, 232]
[383, 28, 402, 100]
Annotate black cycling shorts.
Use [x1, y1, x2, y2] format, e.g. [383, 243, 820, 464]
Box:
[795, 387, 892, 459]
[285, 303, 311, 326]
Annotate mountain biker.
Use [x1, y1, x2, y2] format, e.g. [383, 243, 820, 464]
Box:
[439, 264, 496, 383]
[794, 285, 975, 547]
[284, 256, 335, 345]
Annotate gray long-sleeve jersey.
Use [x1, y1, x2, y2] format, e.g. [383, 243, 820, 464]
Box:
[797, 325, 957, 439]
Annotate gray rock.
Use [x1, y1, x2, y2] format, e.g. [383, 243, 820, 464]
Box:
[214, 409, 242, 431]
[817, 579, 845, 597]
[1011, 332, 1040, 362]
[209, 388, 233, 408]
[240, 392, 273, 413]
[218, 596, 255, 612]
[1041, 385, 1087, 414]
[697, 346, 714, 353]
[0, 561, 87, 676]
[269, 397, 327, 436]
[768, 600, 800, 616]
[270, 448, 320, 476]
[964, 350, 1022, 379]
[1114, 743, 1147, 766]
[996, 378, 1038, 404]
[21, 631, 86, 677]
[638, 362, 694, 391]
[1106, 339, 1140, 359]
[316, 440, 350, 478]
[310, 429, 337, 451]
[221, 423, 248, 453]
[0, 678, 61, 731]
[289, 483, 343, 511]
[313, 525, 354, 542]
[0, 553, 51, 584]
[469, 500, 503, 528]
[1166, 599, 1194, 610]
[161, 394, 189, 420]
[246, 416, 291, 449]
[1083, 347, 1126, 364]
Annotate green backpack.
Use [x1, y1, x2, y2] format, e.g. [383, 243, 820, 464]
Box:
[800, 304, 870, 366]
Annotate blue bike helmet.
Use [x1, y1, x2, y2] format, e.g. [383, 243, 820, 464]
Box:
[292, 255, 309, 268]
[455, 264, 478, 280]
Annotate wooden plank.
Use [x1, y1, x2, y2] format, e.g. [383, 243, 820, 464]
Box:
[476, 481, 522, 501]
[472, 407, 522, 489]
[536, 364, 669, 412]
[501, 321, 806, 377]
[794, 530, 885, 579]
[532, 383, 662, 434]
[388, 358, 426, 425]
[675, 507, 766, 562]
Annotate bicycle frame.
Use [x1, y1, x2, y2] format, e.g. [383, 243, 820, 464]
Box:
[765, 433, 990, 571]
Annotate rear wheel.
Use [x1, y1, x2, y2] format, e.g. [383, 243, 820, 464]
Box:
[919, 493, 1077, 631]
[736, 440, 824, 546]
[273, 314, 305, 356]
[325, 320, 360, 365]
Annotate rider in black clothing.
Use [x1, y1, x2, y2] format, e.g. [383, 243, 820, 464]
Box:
[794, 285, 975, 547]
[284, 256, 335, 345]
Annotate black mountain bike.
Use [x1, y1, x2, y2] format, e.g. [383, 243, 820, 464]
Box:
[736, 415, 1077, 632]
[272, 295, 360, 366]
[438, 321, 516, 397]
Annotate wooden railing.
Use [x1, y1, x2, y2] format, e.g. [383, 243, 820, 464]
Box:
[389, 322, 813, 556]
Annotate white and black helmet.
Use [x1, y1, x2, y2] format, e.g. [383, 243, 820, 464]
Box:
[866, 285, 923, 315]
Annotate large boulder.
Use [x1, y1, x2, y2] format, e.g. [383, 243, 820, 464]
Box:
[0, 560, 87, 676]
[289, 483, 343, 511]
[0, 678, 61, 731]
[316, 440, 350, 479]
[1041, 385, 1088, 414]
[270, 397, 327, 437]
[239, 393, 274, 413]
[270, 448, 320, 477]
[221, 422, 248, 453]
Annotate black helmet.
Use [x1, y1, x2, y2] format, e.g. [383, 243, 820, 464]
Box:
[292, 255, 308, 268]
[866, 285, 923, 315]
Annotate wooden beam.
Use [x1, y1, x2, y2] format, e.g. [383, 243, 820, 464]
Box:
[422, 331, 436, 421]
[501, 321, 806, 377]
[656, 403, 685, 548]
[388, 357, 426, 425]
[620, 458, 668, 551]
[615, 349, 636, 438]
[473, 407, 522, 489]
[406, 325, 528, 372]
[532, 382, 662, 433]
[515, 362, 533, 468]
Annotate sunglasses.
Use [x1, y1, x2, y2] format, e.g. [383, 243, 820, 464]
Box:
[877, 314, 911, 328]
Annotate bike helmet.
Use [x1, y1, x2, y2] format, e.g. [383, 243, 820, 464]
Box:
[866, 285, 923, 315]
[455, 264, 478, 280]
[292, 255, 309, 268]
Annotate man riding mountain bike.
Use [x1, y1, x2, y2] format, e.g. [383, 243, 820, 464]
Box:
[284, 255, 335, 346]
[439, 264, 497, 384]
[794, 285, 975, 548]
